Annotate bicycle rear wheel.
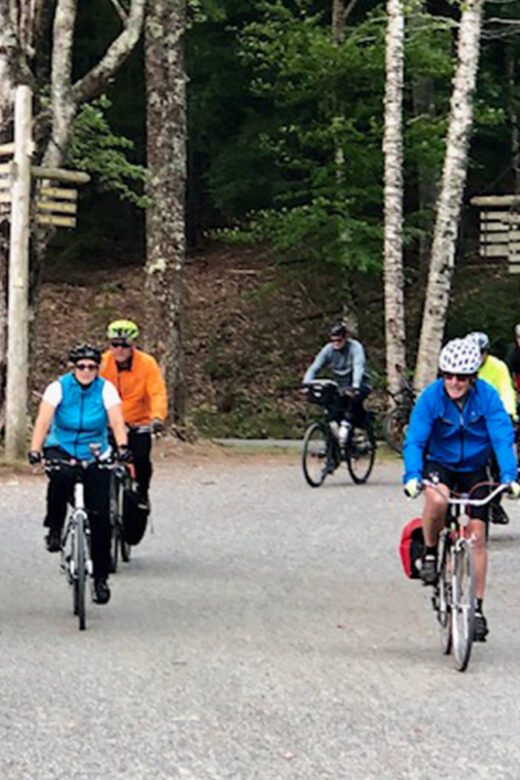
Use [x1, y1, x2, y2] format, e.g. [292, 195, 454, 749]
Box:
[451, 539, 475, 671]
[437, 533, 452, 655]
[346, 427, 376, 484]
[383, 406, 409, 454]
[302, 423, 331, 487]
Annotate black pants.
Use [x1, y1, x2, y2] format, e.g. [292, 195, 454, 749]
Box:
[128, 429, 152, 499]
[423, 460, 490, 522]
[43, 447, 111, 579]
[327, 388, 370, 428]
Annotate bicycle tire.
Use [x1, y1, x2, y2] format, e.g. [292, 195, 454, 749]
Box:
[451, 538, 475, 672]
[382, 406, 410, 454]
[346, 427, 376, 485]
[75, 515, 87, 631]
[118, 479, 131, 563]
[437, 532, 452, 655]
[121, 536, 131, 563]
[109, 477, 119, 573]
[302, 422, 331, 487]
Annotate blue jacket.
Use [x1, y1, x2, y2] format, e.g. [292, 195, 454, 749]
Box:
[403, 378, 517, 483]
[45, 373, 110, 461]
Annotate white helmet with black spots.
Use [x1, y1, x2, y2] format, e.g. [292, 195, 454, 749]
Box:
[438, 338, 481, 375]
[467, 331, 490, 352]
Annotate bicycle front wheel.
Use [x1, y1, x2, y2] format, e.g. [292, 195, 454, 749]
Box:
[451, 539, 475, 672]
[383, 406, 409, 454]
[302, 423, 331, 487]
[109, 478, 119, 573]
[346, 427, 376, 485]
[73, 522, 87, 631]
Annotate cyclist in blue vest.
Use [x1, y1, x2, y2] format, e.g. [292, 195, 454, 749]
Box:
[28, 344, 130, 605]
[403, 337, 520, 641]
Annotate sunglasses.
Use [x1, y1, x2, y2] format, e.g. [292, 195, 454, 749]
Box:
[75, 363, 99, 372]
[443, 372, 471, 382]
[111, 340, 131, 348]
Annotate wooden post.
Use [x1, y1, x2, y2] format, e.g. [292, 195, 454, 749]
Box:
[5, 86, 33, 459]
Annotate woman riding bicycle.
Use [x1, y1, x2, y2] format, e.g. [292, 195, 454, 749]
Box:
[28, 344, 130, 605]
[403, 337, 519, 641]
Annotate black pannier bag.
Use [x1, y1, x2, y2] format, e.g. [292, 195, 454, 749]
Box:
[122, 487, 149, 545]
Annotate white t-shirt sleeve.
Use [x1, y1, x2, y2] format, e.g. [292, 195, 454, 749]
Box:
[42, 380, 62, 408]
[102, 379, 121, 410]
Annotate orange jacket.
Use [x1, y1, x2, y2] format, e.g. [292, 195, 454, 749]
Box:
[100, 349, 167, 426]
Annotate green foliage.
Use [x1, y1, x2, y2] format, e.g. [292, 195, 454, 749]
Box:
[67, 96, 148, 207]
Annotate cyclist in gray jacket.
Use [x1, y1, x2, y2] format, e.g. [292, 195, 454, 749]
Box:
[302, 323, 371, 426]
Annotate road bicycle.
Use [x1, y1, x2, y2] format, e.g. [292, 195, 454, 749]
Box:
[424, 479, 509, 672]
[46, 452, 121, 630]
[45, 457, 96, 631]
[382, 378, 415, 454]
[301, 380, 376, 487]
[109, 461, 135, 573]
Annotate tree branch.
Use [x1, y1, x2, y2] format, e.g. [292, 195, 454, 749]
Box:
[107, 0, 128, 23]
[71, 0, 145, 105]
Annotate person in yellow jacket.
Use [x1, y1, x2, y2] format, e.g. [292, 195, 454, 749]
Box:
[100, 319, 167, 505]
[469, 331, 517, 524]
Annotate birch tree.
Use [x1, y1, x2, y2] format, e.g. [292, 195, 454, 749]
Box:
[144, 0, 187, 428]
[383, 0, 406, 397]
[414, 0, 485, 391]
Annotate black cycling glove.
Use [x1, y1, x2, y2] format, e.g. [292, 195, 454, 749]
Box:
[117, 445, 133, 464]
[28, 450, 42, 465]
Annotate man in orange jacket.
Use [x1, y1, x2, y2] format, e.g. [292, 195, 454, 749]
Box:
[100, 319, 167, 504]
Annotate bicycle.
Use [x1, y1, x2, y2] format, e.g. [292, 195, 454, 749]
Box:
[424, 478, 509, 672]
[382, 378, 415, 454]
[301, 380, 376, 487]
[45, 452, 121, 630]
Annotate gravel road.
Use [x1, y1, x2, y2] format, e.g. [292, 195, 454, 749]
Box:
[2, 450, 520, 779]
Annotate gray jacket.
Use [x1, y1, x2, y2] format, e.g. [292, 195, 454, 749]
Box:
[303, 339, 370, 391]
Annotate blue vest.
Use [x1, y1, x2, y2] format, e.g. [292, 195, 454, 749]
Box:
[45, 373, 110, 460]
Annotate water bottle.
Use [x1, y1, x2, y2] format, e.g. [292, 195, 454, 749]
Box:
[339, 419, 351, 448]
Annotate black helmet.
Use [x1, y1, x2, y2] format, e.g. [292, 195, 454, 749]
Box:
[329, 323, 347, 339]
[69, 343, 101, 365]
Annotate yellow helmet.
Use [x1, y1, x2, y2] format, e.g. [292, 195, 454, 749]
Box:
[107, 319, 139, 341]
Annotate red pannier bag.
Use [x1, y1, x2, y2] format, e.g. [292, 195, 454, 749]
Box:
[399, 517, 424, 579]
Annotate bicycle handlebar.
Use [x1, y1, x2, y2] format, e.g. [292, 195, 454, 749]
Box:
[422, 478, 511, 506]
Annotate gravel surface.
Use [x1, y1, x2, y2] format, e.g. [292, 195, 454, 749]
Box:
[2, 453, 520, 779]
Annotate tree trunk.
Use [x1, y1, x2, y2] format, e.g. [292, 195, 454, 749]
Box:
[383, 0, 407, 398]
[413, 0, 484, 392]
[144, 0, 187, 428]
[505, 46, 520, 194]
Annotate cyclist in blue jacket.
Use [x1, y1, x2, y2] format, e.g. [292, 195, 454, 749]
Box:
[403, 337, 520, 641]
[28, 344, 130, 605]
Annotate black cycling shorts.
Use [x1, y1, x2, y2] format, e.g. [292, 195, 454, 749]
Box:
[423, 460, 490, 522]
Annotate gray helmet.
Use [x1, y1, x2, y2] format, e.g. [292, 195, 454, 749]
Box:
[439, 338, 481, 375]
[467, 331, 490, 352]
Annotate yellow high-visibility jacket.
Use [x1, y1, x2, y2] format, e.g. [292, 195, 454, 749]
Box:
[479, 355, 517, 420]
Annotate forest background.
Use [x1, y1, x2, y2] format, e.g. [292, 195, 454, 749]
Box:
[19, 0, 520, 437]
